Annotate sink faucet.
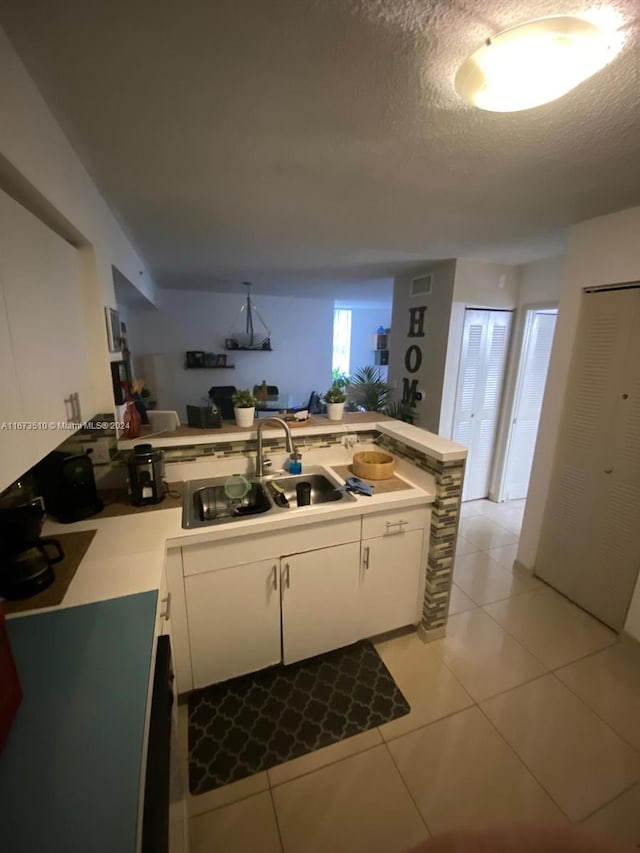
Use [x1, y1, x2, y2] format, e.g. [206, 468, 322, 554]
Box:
[256, 417, 296, 477]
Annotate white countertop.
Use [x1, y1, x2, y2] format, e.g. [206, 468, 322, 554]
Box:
[9, 443, 436, 618]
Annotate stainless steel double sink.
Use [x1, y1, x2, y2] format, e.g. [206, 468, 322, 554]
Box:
[182, 466, 356, 529]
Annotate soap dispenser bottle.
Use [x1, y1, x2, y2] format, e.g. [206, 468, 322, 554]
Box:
[288, 451, 302, 475]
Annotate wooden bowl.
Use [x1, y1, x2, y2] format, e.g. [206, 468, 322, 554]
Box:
[352, 451, 395, 480]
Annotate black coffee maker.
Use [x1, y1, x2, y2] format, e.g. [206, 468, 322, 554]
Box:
[0, 495, 64, 600]
[128, 444, 166, 506]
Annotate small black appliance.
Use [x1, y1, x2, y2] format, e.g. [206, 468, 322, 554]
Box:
[35, 451, 103, 523]
[0, 499, 64, 599]
[129, 444, 165, 506]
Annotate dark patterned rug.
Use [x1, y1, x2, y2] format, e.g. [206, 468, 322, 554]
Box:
[188, 640, 410, 795]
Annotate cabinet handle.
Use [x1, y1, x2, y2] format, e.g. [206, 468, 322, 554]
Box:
[604, 468, 613, 474]
[271, 564, 278, 590]
[160, 592, 171, 620]
[385, 520, 408, 534]
[363, 546, 370, 571]
[283, 563, 290, 589]
[64, 395, 75, 423]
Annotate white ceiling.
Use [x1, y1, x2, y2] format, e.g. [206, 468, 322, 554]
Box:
[1, 0, 639, 300]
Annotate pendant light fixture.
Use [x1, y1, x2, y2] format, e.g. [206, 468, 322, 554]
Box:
[455, 15, 619, 112]
[225, 282, 272, 351]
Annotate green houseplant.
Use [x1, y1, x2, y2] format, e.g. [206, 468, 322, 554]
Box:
[348, 365, 392, 412]
[324, 382, 347, 421]
[232, 388, 257, 427]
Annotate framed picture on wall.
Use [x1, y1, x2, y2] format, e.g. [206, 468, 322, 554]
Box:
[105, 307, 120, 352]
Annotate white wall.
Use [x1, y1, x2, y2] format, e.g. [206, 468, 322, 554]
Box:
[125, 289, 334, 418]
[0, 25, 158, 414]
[389, 261, 456, 433]
[439, 260, 521, 437]
[349, 306, 392, 377]
[517, 206, 640, 641]
[518, 256, 565, 306]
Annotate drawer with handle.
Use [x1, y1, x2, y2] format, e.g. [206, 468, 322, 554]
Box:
[361, 506, 429, 540]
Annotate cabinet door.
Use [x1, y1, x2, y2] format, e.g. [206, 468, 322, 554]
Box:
[361, 529, 423, 638]
[0, 189, 88, 470]
[185, 559, 281, 688]
[0, 277, 27, 490]
[281, 542, 360, 664]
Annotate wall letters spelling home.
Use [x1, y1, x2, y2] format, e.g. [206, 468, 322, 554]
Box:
[402, 306, 426, 408]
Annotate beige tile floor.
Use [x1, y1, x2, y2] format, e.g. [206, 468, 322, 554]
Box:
[184, 499, 640, 852]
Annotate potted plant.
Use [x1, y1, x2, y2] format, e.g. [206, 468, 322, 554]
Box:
[324, 383, 347, 421]
[232, 388, 257, 428]
[349, 365, 392, 412]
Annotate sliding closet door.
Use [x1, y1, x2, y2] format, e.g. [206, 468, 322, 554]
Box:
[536, 288, 640, 630]
[453, 309, 512, 502]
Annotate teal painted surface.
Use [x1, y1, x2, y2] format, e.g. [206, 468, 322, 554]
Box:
[1, 591, 157, 853]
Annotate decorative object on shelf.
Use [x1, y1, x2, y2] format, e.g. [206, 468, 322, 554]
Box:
[231, 388, 257, 428]
[184, 352, 234, 369]
[105, 307, 121, 353]
[185, 351, 206, 368]
[130, 378, 153, 424]
[122, 397, 142, 439]
[324, 383, 347, 421]
[374, 328, 390, 350]
[225, 282, 272, 351]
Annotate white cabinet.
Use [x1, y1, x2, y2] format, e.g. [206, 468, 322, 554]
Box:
[281, 542, 361, 664]
[360, 507, 429, 638]
[0, 279, 27, 486]
[0, 189, 90, 489]
[185, 559, 281, 688]
[360, 529, 424, 637]
[177, 505, 430, 690]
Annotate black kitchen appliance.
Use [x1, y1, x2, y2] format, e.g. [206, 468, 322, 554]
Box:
[128, 444, 165, 506]
[35, 451, 103, 523]
[0, 499, 64, 599]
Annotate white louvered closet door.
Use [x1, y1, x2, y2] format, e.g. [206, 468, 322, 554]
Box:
[504, 311, 557, 500]
[536, 287, 640, 630]
[453, 309, 512, 501]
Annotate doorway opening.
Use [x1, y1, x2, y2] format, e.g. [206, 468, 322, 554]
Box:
[494, 306, 558, 503]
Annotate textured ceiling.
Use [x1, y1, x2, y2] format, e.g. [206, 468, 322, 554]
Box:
[1, 0, 639, 299]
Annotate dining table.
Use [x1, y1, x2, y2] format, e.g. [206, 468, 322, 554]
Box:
[255, 394, 306, 413]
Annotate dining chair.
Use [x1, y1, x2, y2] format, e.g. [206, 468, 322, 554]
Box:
[208, 386, 237, 420]
[253, 384, 279, 399]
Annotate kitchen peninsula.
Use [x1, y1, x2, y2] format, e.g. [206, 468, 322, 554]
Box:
[1, 417, 466, 853]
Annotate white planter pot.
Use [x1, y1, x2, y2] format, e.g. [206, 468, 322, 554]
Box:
[327, 402, 345, 421]
[234, 406, 255, 428]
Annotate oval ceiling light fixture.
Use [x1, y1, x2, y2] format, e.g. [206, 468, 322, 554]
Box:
[455, 15, 618, 112]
